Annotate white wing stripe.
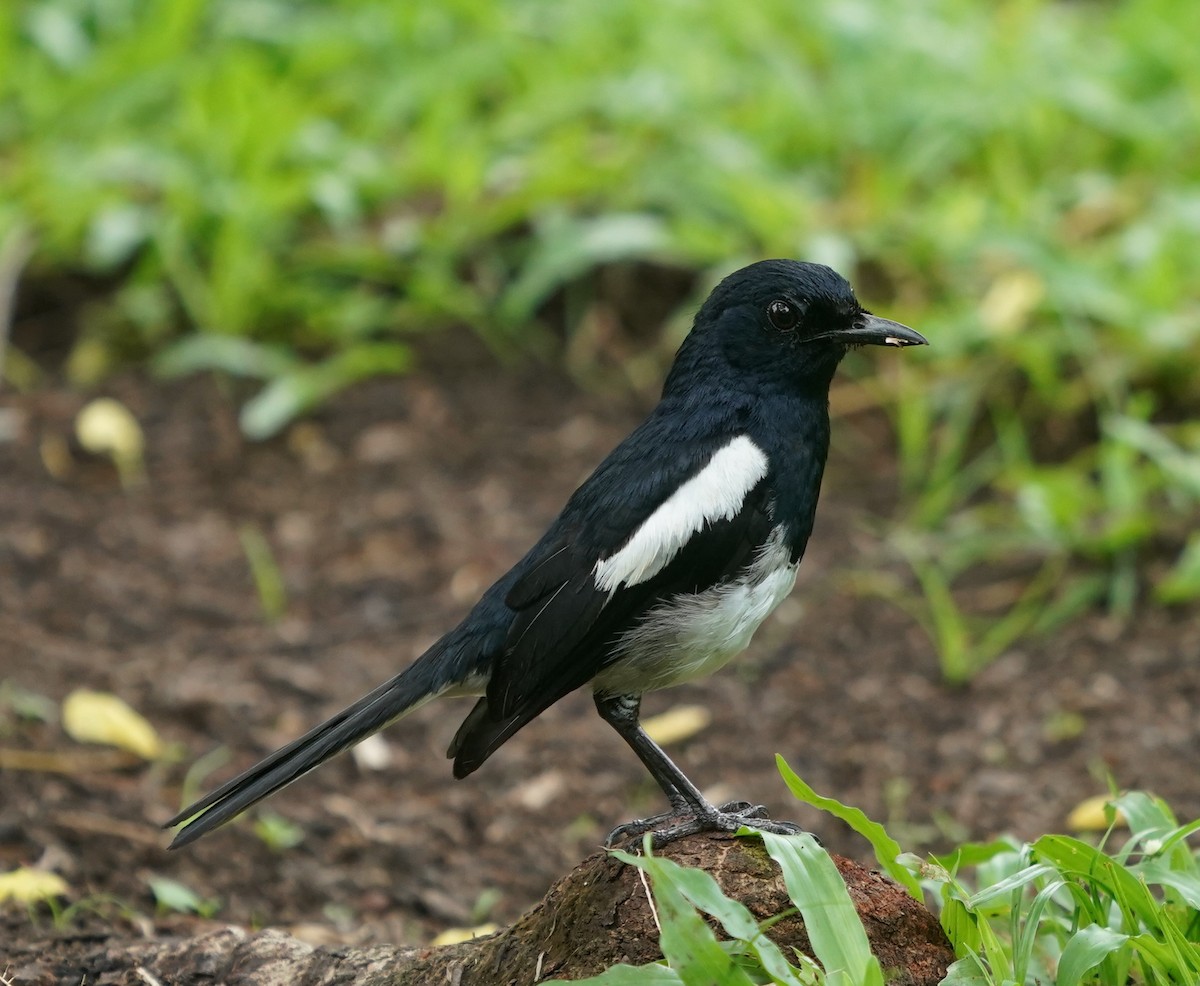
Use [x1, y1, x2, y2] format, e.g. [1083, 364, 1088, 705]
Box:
[593, 436, 768, 592]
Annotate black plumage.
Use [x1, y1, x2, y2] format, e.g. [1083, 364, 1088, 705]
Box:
[166, 259, 926, 849]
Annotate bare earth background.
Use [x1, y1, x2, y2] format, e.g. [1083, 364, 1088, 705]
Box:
[2, 337, 1199, 958]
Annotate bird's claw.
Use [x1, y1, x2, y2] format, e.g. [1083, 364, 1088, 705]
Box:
[605, 801, 804, 849]
[604, 809, 683, 847]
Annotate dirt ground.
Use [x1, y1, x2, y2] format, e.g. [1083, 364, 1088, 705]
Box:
[2, 335, 1199, 962]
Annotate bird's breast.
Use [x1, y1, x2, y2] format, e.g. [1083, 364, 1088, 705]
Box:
[592, 526, 797, 696]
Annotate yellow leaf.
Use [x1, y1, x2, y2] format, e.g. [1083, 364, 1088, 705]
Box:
[430, 923, 499, 946]
[75, 397, 145, 486]
[62, 689, 163, 760]
[642, 705, 712, 746]
[0, 867, 69, 904]
[1067, 794, 1126, 832]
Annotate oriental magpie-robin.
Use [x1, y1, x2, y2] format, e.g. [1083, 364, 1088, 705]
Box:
[166, 259, 926, 849]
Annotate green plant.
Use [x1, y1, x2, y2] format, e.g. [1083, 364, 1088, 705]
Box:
[238, 522, 288, 621]
[146, 874, 221, 918]
[569, 763, 1200, 985]
[4, 0, 1200, 667]
[37, 892, 143, 930]
[570, 831, 882, 986]
[253, 809, 305, 852]
[0, 680, 57, 727]
[930, 792, 1200, 984]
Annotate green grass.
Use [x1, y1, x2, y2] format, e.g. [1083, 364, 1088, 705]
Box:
[3, 0, 1200, 672]
[571, 831, 883, 986]
[930, 790, 1200, 985]
[570, 765, 1200, 985]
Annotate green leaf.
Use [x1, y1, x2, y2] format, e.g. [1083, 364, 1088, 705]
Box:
[1136, 862, 1200, 911]
[1032, 835, 1162, 928]
[1110, 791, 1177, 850]
[936, 955, 991, 986]
[759, 832, 884, 986]
[239, 523, 287, 622]
[938, 897, 983, 959]
[154, 335, 298, 381]
[0, 682, 57, 723]
[1010, 878, 1065, 985]
[635, 852, 804, 985]
[1156, 533, 1200, 603]
[253, 810, 305, 852]
[564, 965, 682, 985]
[147, 875, 218, 916]
[962, 863, 1058, 910]
[1056, 924, 1129, 986]
[500, 212, 674, 325]
[610, 847, 757, 986]
[239, 343, 411, 439]
[775, 756, 922, 898]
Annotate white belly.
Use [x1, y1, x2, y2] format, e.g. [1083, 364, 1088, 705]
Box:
[593, 528, 797, 696]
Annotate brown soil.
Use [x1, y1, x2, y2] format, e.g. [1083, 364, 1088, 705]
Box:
[2, 336, 1199, 967]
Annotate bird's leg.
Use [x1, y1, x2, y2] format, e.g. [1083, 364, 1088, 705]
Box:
[608, 770, 766, 844]
[595, 693, 798, 847]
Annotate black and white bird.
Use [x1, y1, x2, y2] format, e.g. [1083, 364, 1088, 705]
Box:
[166, 259, 926, 849]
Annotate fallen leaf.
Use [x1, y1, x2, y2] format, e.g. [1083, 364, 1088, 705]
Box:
[62, 689, 163, 760]
[641, 705, 712, 746]
[0, 867, 69, 904]
[1067, 794, 1125, 832]
[351, 733, 393, 772]
[75, 397, 145, 486]
[509, 769, 566, 811]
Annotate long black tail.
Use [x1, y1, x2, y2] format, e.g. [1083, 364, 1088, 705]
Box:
[165, 666, 443, 849]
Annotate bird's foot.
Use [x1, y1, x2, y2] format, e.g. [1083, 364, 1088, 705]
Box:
[639, 809, 807, 849]
[606, 801, 806, 849]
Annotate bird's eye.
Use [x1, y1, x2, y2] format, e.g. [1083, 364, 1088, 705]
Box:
[766, 299, 799, 331]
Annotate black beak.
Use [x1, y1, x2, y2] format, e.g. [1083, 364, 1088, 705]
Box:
[831, 313, 928, 348]
[840, 316, 921, 350]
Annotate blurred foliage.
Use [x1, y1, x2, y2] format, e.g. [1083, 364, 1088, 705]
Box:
[2, 0, 1199, 671]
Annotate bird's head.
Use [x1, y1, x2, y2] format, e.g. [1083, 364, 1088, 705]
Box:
[666, 259, 927, 398]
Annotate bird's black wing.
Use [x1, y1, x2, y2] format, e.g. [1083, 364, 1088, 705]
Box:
[449, 413, 774, 775]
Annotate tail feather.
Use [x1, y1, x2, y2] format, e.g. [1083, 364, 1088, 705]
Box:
[165, 669, 439, 849]
[448, 689, 561, 779]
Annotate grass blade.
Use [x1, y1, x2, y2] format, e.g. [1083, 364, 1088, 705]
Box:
[759, 832, 884, 986]
[1056, 924, 1129, 986]
[608, 848, 758, 986]
[775, 756, 922, 898]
